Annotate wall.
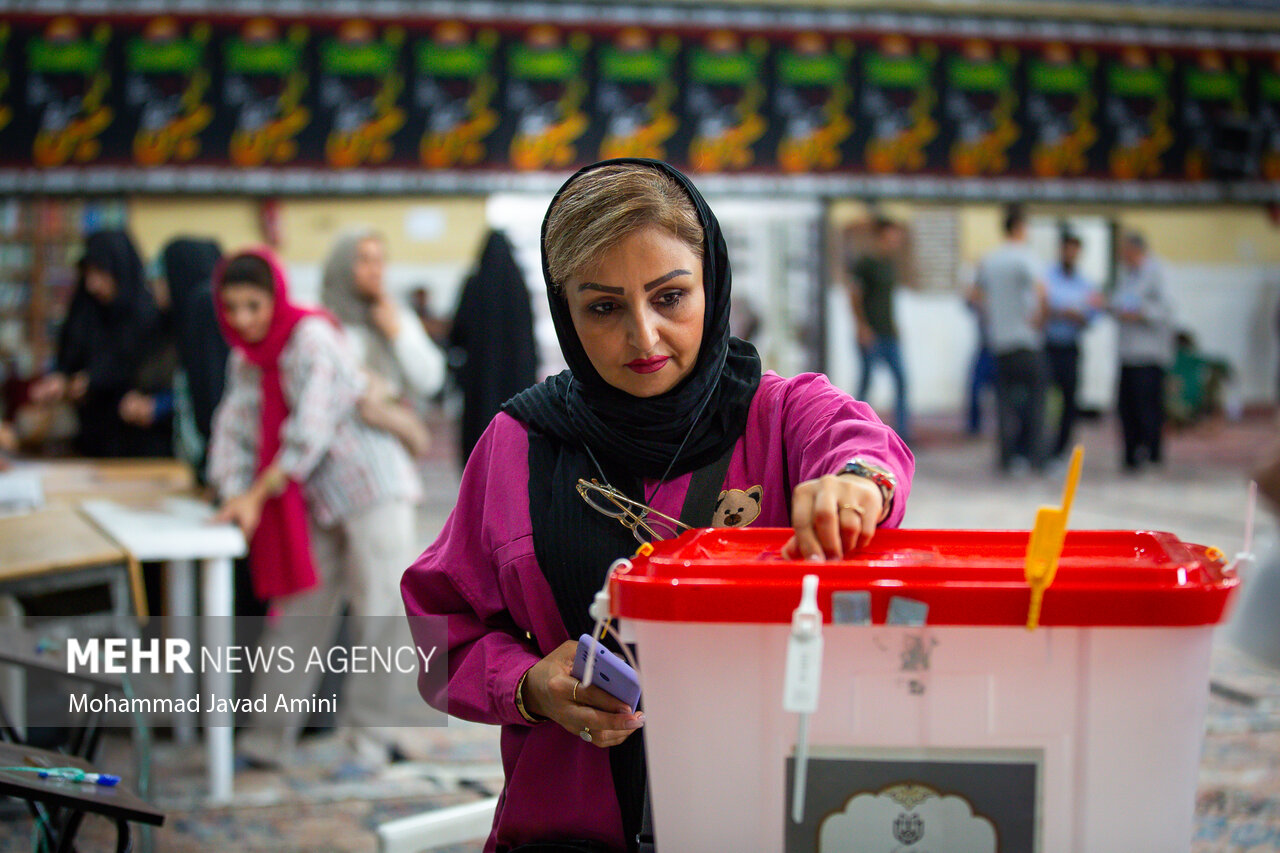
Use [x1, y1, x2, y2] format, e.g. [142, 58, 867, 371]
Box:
[128, 195, 490, 313]
[129, 198, 261, 261]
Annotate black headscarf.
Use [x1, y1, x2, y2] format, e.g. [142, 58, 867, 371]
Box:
[505, 159, 761, 479]
[503, 159, 761, 849]
[55, 229, 171, 457]
[161, 237, 227, 447]
[449, 230, 538, 467]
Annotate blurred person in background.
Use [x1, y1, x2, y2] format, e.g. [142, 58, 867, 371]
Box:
[972, 205, 1049, 474]
[0, 356, 18, 465]
[1111, 231, 1176, 472]
[409, 285, 452, 348]
[1043, 228, 1102, 461]
[447, 229, 538, 467]
[963, 288, 997, 437]
[1168, 329, 1232, 428]
[848, 216, 911, 445]
[157, 237, 267, 670]
[210, 248, 422, 767]
[322, 229, 443, 460]
[153, 237, 228, 481]
[0, 419, 15, 469]
[30, 229, 174, 458]
[729, 293, 761, 343]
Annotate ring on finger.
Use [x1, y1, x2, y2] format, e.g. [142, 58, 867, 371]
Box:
[572, 678, 580, 703]
[839, 503, 864, 517]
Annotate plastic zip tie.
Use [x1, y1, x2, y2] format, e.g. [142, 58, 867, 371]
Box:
[1226, 480, 1258, 578]
[784, 575, 823, 823]
[792, 714, 811, 824]
[584, 558, 632, 690]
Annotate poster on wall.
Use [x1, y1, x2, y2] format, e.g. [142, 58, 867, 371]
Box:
[1178, 49, 1249, 180]
[857, 35, 943, 175]
[410, 20, 502, 170]
[683, 29, 771, 172]
[122, 16, 216, 168]
[1024, 42, 1101, 179]
[502, 23, 592, 171]
[772, 31, 856, 173]
[314, 19, 407, 169]
[25, 16, 116, 168]
[1101, 45, 1176, 180]
[588, 26, 681, 163]
[941, 39, 1021, 177]
[0, 5, 1276, 200]
[221, 17, 313, 168]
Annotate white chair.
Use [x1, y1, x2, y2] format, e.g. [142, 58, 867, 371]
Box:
[376, 796, 499, 853]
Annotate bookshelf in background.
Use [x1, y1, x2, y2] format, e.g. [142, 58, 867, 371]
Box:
[0, 198, 127, 382]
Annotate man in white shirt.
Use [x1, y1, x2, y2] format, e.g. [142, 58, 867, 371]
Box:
[972, 205, 1050, 474]
[1110, 231, 1175, 472]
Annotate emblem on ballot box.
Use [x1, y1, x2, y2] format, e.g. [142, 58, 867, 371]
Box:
[891, 809, 925, 845]
[786, 750, 1040, 852]
[822, 782, 994, 852]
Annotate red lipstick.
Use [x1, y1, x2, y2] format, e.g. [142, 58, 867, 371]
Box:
[626, 356, 669, 374]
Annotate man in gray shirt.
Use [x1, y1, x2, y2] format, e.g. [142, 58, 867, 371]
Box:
[1111, 231, 1175, 471]
[973, 205, 1050, 473]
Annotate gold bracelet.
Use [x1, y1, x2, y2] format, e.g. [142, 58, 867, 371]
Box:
[514, 668, 542, 724]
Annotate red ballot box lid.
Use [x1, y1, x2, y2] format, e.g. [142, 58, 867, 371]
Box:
[609, 528, 1239, 627]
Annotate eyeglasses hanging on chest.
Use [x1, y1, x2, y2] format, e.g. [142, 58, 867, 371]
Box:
[575, 478, 692, 544]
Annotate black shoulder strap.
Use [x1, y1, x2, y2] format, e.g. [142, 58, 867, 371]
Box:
[677, 442, 735, 527]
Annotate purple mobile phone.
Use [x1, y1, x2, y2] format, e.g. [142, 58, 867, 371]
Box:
[571, 633, 641, 710]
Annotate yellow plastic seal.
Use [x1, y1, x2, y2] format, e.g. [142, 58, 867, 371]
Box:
[1025, 445, 1084, 631]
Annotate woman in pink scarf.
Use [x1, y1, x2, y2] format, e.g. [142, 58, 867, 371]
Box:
[208, 247, 422, 767]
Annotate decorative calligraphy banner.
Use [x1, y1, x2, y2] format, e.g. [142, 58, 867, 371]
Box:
[0, 6, 1276, 200]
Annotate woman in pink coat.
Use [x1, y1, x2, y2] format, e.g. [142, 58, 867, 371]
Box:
[403, 160, 914, 852]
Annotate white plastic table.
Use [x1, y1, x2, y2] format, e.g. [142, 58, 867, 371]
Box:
[79, 497, 246, 803]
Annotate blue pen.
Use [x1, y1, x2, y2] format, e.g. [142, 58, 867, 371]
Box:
[37, 769, 121, 786]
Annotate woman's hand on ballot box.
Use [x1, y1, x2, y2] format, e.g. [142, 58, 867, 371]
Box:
[782, 473, 885, 561]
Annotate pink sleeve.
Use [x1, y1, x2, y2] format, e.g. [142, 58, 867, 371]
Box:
[776, 373, 914, 527]
[401, 413, 542, 727]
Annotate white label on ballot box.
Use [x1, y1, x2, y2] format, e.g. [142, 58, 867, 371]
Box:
[784, 631, 823, 713]
[784, 574, 824, 713]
